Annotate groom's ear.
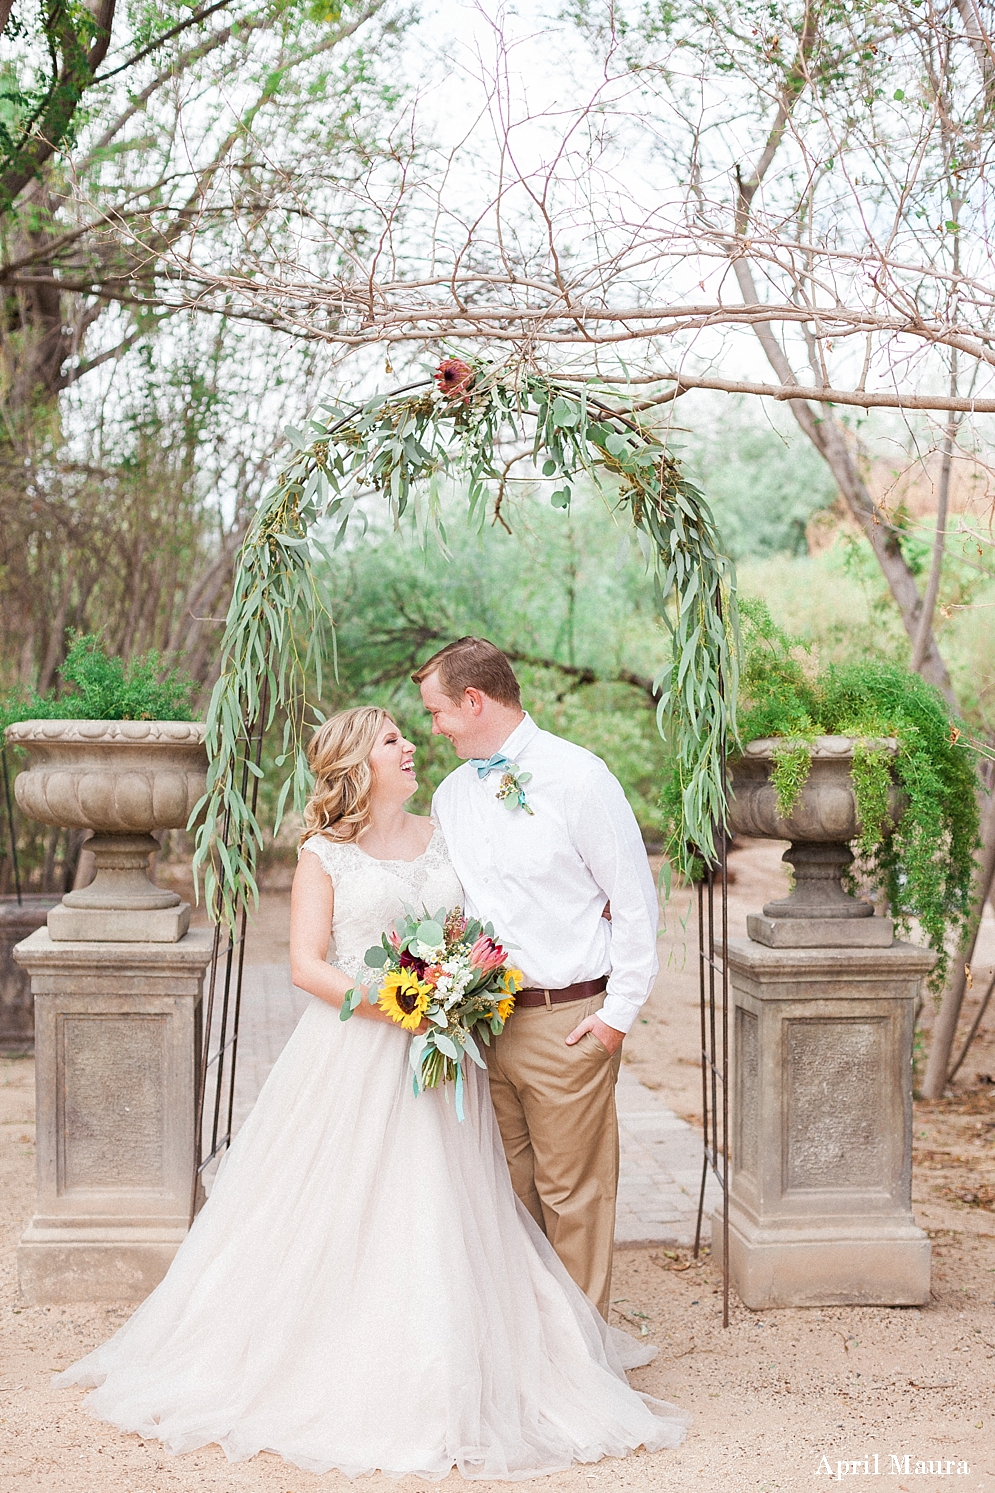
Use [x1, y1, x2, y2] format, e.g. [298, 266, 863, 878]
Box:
[463, 687, 486, 717]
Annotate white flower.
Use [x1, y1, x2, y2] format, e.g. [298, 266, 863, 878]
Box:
[414, 940, 446, 962]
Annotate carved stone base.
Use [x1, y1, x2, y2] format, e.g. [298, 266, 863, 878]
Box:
[47, 901, 191, 944]
[747, 913, 894, 949]
[724, 937, 935, 1310]
[712, 1208, 931, 1309]
[13, 928, 213, 1303]
[17, 1223, 189, 1304]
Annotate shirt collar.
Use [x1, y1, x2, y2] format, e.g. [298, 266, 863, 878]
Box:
[498, 713, 540, 761]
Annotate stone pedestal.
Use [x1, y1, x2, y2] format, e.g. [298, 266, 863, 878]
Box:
[0, 896, 61, 1050]
[13, 927, 212, 1303]
[714, 937, 935, 1309]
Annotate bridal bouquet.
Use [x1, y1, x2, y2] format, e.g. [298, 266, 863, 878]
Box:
[341, 906, 522, 1120]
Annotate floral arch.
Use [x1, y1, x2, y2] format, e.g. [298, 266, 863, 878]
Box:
[190, 356, 737, 927]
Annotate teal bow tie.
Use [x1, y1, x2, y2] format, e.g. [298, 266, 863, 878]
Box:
[471, 753, 511, 779]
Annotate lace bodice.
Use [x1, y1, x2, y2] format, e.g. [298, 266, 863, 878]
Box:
[300, 825, 463, 980]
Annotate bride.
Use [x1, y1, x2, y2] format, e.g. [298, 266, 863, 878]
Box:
[54, 706, 690, 1479]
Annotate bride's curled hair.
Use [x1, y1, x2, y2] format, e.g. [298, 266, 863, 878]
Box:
[299, 705, 388, 847]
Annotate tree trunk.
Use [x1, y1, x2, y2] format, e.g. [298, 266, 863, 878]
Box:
[730, 261, 955, 704]
[920, 788, 995, 1098]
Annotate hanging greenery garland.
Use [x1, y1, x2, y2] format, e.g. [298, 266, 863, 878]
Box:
[191, 357, 737, 928]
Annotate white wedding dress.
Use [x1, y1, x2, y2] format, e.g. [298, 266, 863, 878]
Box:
[54, 827, 689, 1480]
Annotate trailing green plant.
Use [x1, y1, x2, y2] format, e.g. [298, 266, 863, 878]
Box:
[769, 741, 813, 819]
[0, 634, 195, 730]
[191, 356, 738, 929]
[668, 599, 979, 988]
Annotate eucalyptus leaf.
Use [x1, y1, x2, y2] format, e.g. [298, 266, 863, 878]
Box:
[462, 1027, 486, 1068]
[409, 1033, 429, 1071]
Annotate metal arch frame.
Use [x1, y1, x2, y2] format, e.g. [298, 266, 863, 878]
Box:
[190, 695, 267, 1217]
[692, 598, 731, 1327]
[1, 746, 23, 904]
[692, 839, 730, 1327]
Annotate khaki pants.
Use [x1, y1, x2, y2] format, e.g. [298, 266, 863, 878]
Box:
[486, 993, 621, 1319]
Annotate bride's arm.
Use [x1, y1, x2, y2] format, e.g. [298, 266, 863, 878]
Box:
[289, 852, 397, 1024]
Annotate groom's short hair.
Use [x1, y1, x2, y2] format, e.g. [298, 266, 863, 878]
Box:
[412, 637, 521, 709]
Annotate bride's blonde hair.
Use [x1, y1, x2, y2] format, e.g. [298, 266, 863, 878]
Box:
[299, 705, 389, 847]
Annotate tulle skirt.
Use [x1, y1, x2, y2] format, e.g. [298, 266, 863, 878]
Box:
[54, 994, 689, 1479]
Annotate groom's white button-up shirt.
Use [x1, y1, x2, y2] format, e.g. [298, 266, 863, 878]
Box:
[431, 714, 659, 1034]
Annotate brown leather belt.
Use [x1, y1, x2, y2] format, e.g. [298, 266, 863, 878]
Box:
[514, 976, 608, 1010]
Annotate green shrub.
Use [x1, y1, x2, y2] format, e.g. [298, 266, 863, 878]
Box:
[1, 635, 195, 730]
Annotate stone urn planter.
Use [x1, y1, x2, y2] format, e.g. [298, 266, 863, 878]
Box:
[717, 733, 934, 1308]
[726, 734, 904, 947]
[5, 720, 207, 942]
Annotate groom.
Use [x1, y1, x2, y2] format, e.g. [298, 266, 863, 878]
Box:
[414, 637, 659, 1319]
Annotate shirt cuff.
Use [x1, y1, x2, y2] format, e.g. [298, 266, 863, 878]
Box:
[595, 991, 645, 1035]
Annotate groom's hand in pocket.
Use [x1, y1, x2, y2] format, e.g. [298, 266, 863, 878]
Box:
[565, 1013, 624, 1056]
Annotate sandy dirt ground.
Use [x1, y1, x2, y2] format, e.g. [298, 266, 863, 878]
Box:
[2, 840, 994, 1493]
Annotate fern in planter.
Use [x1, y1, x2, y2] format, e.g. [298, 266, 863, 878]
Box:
[664, 601, 980, 987]
[0, 635, 195, 730]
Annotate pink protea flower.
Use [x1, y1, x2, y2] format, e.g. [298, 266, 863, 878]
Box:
[469, 934, 505, 972]
[434, 358, 474, 402]
[388, 927, 402, 950]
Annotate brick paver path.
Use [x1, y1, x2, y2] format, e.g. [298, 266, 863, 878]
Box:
[218, 965, 721, 1247]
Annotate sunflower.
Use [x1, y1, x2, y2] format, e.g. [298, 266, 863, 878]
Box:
[377, 970, 433, 1030]
[489, 969, 522, 1024]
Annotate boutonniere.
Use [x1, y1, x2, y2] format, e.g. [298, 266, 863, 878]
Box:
[496, 764, 534, 815]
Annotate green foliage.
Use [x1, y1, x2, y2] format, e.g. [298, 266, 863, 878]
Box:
[0, 0, 102, 208]
[0, 634, 194, 729]
[770, 740, 813, 818]
[686, 600, 980, 988]
[736, 596, 820, 741]
[848, 740, 895, 855]
[194, 359, 738, 928]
